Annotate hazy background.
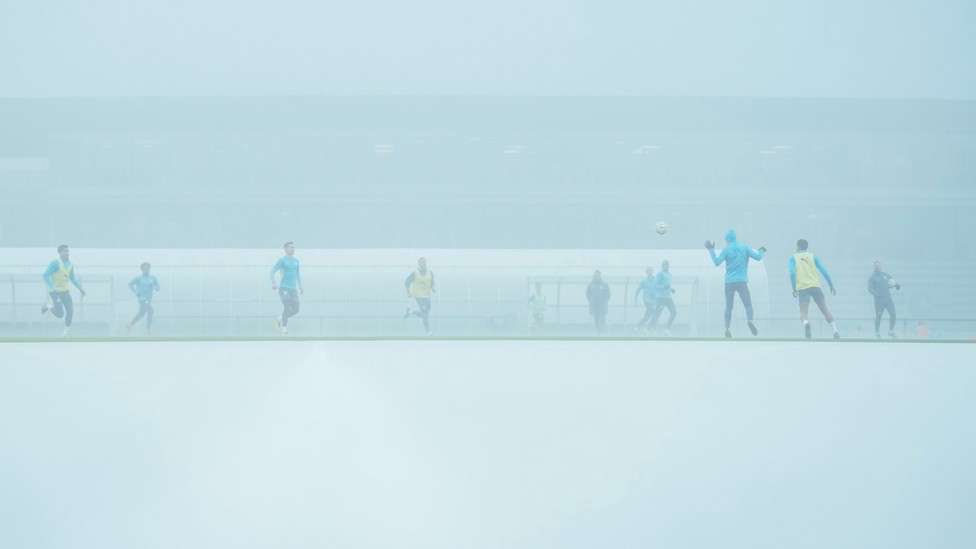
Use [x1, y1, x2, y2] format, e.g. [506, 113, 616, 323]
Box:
[2, 0, 975, 98]
[3, 3, 976, 546]
[1, 0, 975, 334]
[1, 1, 975, 255]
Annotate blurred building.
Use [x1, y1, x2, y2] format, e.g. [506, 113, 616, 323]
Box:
[0, 96, 974, 260]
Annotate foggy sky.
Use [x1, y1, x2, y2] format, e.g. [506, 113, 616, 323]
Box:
[1, 0, 974, 99]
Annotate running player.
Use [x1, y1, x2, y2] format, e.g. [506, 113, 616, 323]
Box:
[647, 259, 677, 336]
[789, 239, 839, 339]
[127, 262, 160, 335]
[270, 241, 303, 336]
[633, 267, 656, 333]
[404, 257, 435, 335]
[705, 230, 766, 338]
[41, 244, 87, 336]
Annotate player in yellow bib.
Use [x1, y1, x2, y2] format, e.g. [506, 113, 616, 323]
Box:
[789, 239, 839, 339]
[403, 257, 435, 335]
[41, 244, 87, 336]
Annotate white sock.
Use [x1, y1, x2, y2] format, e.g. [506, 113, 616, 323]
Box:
[802, 320, 809, 326]
[830, 322, 837, 332]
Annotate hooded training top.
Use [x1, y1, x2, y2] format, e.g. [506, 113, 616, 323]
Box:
[709, 230, 765, 284]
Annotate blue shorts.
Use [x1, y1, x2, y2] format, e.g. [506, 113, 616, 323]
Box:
[279, 287, 300, 303]
[798, 287, 826, 306]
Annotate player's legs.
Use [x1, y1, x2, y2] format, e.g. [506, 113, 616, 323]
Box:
[797, 289, 813, 338]
[661, 298, 677, 329]
[736, 284, 754, 321]
[723, 284, 735, 329]
[798, 298, 810, 323]
[591, 304, 606, 334]
[50, 292, 66, 319]
[874, 298, 885, 335]
[813, 293, 834, 323]
[279, 305, 289, 327]
[62, 292, 74, 327]
[145, 303, 154, 330]
[131, 303, 149, 326]
[282, 302, 299, 327]
[279, 288, 299, 328]
[636, 302, 655, 329]
[885, 299, 897, 332]
[646, 301, 663, 330]
[734, 283, 757, 335]
[416, 297, 432, 333]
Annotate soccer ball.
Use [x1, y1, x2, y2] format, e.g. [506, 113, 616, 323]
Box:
[888, 278, 897, 289]
[655, 221, 668, 235]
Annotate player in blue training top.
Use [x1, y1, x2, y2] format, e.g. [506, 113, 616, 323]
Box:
[41, 244, 87, 336]
[633, 266, 657, 334]
[127, 262, 160, 335]
[647, 259, 678, 336]
[270, 241, 304, 335]
[706, 230, 766, 338]
[789, 239, 839, 339]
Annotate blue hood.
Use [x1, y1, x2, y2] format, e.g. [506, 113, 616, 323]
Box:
[725, 229, 737, 242]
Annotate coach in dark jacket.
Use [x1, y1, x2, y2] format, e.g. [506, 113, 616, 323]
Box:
[586, 270, 611, 335]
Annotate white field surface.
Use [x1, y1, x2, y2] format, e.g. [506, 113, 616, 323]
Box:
[1, 340, 974, 549]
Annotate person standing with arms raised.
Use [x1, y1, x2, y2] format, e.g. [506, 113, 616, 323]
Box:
[705, 230, 766, 338]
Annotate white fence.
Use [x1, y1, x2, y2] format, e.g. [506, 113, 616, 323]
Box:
[0, 248, 768, 337]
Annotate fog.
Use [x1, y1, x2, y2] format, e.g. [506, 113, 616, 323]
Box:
[2, 1, 975, 98]
[1, 2, 974, 260]
[2, 1, 976, 546]
[2, 341, 975, 548]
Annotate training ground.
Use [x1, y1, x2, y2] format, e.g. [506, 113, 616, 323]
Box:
[1, 337, 974, 549]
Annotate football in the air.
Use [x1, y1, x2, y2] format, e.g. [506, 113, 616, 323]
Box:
[655, 221, 668, 235]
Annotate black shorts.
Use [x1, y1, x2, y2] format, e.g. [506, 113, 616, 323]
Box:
[797, 287, 826, 306]
[279, 287, 300, 303]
